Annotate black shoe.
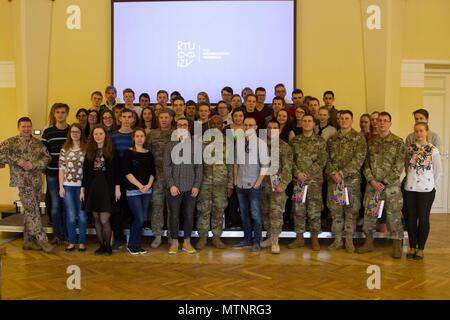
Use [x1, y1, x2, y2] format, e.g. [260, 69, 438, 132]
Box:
[127, 246, 140, 256]
[138, 248, 148, 255]
[94, 245, 105, 256]
[234, 240, 252, 248]
[104, 245, 113, 256]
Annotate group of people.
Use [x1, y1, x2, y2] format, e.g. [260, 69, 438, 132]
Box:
[0, 83, 442, 261]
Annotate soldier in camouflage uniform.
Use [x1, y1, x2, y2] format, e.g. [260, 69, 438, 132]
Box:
[145, 109, 174, 248]
[326, 110, 367, 253]
[0, 117, 55, 252]
[357, 112, 406, 259]
[260, 120, 293, 254]
[288, 114, 327, 251]
[196, 116, 234, 250]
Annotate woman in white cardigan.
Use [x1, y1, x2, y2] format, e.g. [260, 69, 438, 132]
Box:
[404, 122, 442, 260]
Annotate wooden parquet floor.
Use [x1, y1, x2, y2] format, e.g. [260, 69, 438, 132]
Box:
[1, 215, 449, 300]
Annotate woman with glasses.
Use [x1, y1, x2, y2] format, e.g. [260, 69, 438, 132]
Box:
[101, 109, 117, 133]
[59, 123, 87, 252]
[85, 109, 100, 139]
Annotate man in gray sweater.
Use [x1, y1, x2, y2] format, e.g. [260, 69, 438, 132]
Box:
[164, 117, 203, 255]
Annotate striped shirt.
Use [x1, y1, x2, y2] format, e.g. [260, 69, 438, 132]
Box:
[41, 125, 69, 176]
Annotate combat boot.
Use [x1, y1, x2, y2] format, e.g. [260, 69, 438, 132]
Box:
[23, 239, 42, 251]
[392, 239, 402, 259]
[328, 233, 343, 251]
[212, 235, 225, 249]
[196, 235, 208, 250]
[151, 236, 162, 249]
[345, 234, 355, 253]
[288, 233, 304, 249]
[261, 233, 271, 248]
[37, 241, 56, 253]
[311, 232, 321, 251]
[270, 234, 280, 254]
[357, 232, 375, 254]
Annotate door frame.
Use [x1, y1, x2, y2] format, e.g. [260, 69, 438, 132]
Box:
[423, 62, 450, 214]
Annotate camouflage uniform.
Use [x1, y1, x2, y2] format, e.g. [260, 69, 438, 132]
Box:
[290, 133, 327, 233]
[363, 132, 405, 240]
[0, 135, 51, 243]
[146, 128, 173, 236]
[196, 135, 233, 237]
[326, 129, 367, 235]
[261, 140, 293, 236]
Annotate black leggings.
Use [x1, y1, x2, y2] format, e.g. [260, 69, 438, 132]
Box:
[404, 189, 436, 250]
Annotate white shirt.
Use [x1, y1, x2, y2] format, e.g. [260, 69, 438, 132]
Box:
[404, 144, 442, 192]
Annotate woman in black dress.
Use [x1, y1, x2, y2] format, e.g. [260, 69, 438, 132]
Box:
[80, 125, 121, 255]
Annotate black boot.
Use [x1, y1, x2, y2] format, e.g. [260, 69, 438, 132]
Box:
[104, 242, 113, 256]
[94, 242, 106, 256]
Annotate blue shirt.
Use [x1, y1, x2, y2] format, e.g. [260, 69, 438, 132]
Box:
[110, 131, 132, 159]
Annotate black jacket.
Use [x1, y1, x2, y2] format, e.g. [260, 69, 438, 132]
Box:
[82, 151, 121, 212]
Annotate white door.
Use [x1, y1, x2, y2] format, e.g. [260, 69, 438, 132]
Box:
[424, 70, 450, 213]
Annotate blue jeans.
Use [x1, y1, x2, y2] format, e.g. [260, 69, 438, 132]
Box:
[47, 175, 65, 238]
[236, 187, 263, 244]
[127, 194, 152, 248]
[63, 186, 87, 244]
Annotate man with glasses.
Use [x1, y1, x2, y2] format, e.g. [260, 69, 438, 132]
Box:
[234, 117, 269, 252]
[216, 101, 233, 127]
[221, 87, 233, 105]
[164, 117, 202, 254]
[274, 83, 290, 104]
[358, 112, 405, 259]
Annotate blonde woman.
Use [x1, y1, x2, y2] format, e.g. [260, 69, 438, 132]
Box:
[404, 122, 442, 260]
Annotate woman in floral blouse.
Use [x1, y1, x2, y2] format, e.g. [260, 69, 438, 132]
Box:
[59, 123, 87, 252]
[404, 122, 442, 260]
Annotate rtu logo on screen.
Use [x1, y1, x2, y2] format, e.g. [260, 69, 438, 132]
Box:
[177, 41, 230, 68]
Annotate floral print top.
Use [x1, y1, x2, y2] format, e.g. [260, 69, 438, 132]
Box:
[405, 143, 442, 192]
